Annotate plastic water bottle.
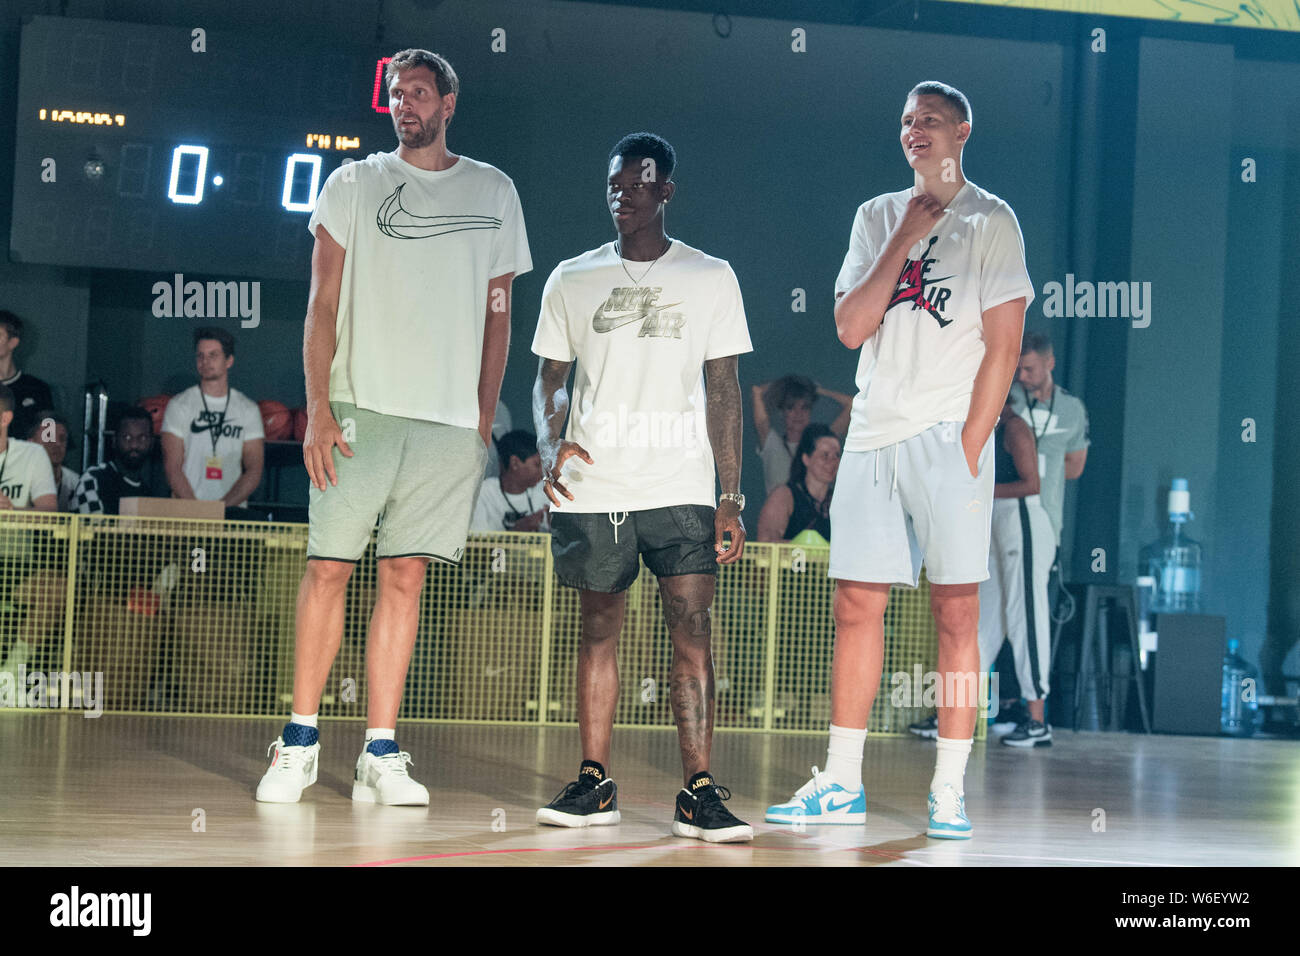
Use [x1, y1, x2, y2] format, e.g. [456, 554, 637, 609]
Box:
[1141, 478, 1203, 613]
[1220, 639, 1259, 737]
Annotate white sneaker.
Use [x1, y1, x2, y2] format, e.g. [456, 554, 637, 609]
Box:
[926, 784, 973, 839]
[352, 746, 430, 806]
[765, 766, 866, 825]
[256, 736, 320, 803]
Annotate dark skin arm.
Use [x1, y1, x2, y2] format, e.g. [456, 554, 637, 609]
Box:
[532, 357, 593, 505]
[993, 411, 1041, 499]
[703, 355, 745, 563]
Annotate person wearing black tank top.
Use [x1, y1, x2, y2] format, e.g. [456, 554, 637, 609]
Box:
[756, 424, 841, 542]
[980, 400, 1056, 747]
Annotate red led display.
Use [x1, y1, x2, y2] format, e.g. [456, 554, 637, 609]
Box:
[371, 57, 392, 113]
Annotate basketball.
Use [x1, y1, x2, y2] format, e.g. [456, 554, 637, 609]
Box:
[291, 406, 309, 443]
[258, 399, 293, 440]
[137, 394, 171, 435]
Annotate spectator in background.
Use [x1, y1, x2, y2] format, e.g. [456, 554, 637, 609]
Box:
[0, 311, 54, 441]
[471, 429, 549, 532]
[0, 384, 55, 512]
[73, 407, 156, 515]
[28, 410, 78, 512]
[757, 423, 840, 542]
[483, 398, 514, 479]
[751, 374, 851, 494]
[161, 327, 264, 507]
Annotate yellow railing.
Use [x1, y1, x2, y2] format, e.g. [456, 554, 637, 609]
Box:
[0, 513, 985, 737]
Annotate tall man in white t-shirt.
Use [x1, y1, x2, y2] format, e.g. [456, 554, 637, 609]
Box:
[161, 327, 265, 507]
[531, 133, 754, 843]
[767, 82, 1033, 839]
[257, 49, 531, 805]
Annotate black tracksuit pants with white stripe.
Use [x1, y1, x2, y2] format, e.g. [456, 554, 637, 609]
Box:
[978, 495, 1055, 701]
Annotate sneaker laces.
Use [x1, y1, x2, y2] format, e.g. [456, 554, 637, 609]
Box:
[551, 776, 599, 803]
[374, 751, 414, 776]
[696, 782, 733, 808]
[265, 737, 303, 773]
[794, 765, 832, 798]
[931, 784, 964, 820]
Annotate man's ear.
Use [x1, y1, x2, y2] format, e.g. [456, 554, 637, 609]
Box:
[1, 409, 13, 432]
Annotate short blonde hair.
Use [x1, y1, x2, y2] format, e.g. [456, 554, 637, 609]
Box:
[385, 49, 459, 99]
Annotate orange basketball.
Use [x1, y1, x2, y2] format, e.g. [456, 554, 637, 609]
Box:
[137, 394, 171, 436]
[258, 399, 293, 441]
[291, 407, 309, 443]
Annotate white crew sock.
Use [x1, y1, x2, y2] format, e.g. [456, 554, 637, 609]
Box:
[365, 727, 396, 742]
[824, 724, 868, 790]
[289, 711, 318, 729]
[930, 736, 973, 794]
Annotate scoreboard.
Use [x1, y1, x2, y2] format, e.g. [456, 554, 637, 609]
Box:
[10, 16, 401, 280]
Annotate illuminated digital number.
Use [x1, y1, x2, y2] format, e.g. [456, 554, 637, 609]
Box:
[167, 145, 208, 205]
[281, 153, 322, 212]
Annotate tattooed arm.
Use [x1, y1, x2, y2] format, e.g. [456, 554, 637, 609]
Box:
[532, 357, 591, 506]
[704, 355, 745, 563]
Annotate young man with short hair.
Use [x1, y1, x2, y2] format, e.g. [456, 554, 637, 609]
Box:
[0, 311, 54, 442]
[532, 132, 753, 842]
[751, 375, 852, 494]
[256, 49, 531, 805]
[470, 430, 549, 532]
[28, 411, 78, 512]
[160, 327, 265, 507]
[767, 82, 1033, 839]
[73, 407, 156, 516]
[1000, 331, 1090, 745]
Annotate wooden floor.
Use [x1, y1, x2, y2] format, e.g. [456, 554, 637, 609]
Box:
[2, 713, 1295, 866]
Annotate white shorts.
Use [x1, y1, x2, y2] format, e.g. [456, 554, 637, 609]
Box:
[828, 421, 994, 587]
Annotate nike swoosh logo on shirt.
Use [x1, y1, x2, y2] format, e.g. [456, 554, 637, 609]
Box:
[375, 184, 502, 240]
[592, 302, 684, 333]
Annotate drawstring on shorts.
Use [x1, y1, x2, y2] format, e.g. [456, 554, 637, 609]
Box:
[608, 511, 628, 544]
[873, 443, 901, 500]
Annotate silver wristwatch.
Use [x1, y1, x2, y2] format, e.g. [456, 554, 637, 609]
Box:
[719, 492, 746, 510]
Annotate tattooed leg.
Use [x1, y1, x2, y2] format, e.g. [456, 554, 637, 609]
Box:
[578, 588, 626, 771]
[661, 573, 716, 782]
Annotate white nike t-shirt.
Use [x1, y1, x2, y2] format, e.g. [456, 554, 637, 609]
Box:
[0, 439, 56, 507]
[834, 181, 1034, 452]
[161, 385, 264, 500]
[531, 240, 753, 513]
[308, 151, 533, 427]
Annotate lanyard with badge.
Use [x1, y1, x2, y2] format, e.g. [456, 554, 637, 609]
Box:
[499, 479, 539, 529]
[1022, 382, 1055, 479]
[200, 390, 227, 481]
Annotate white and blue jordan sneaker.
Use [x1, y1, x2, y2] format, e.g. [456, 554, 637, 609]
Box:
[926, 784, 972, 839]
[765, 766, 866, 825]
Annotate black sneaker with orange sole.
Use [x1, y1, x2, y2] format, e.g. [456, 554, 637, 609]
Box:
[671, 771, 753, 843]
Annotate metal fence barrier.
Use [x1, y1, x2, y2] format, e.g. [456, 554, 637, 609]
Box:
[0, 513, 986, 738]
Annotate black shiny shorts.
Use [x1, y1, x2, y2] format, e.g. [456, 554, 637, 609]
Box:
[550, 504, 717, 593]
